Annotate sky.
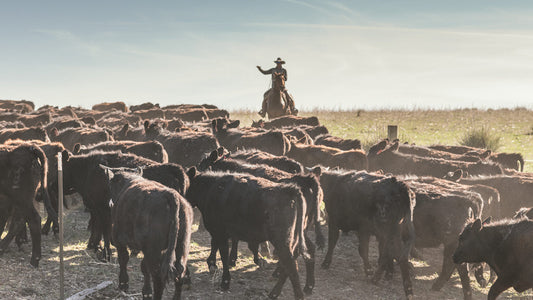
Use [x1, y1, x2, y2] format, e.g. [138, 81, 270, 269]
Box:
[1, 1, 533, 110]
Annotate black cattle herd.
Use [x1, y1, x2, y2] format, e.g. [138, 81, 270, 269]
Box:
[0, 99, 532, 300]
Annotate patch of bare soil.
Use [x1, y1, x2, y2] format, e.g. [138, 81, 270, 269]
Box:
[1, 201, 532, 299]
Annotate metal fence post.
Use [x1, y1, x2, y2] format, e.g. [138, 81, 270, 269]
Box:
[57, 152, 65, 300]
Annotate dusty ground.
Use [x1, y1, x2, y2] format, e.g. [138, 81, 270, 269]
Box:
[1, 200, 532, 300]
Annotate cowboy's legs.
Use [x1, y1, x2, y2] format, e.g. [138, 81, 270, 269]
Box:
[284, 90, 298, 114]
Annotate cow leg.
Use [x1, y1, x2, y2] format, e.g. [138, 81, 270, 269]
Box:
[314, 223, 325, 250]
[141, 258, 153, 299]
[302, 233, 316, 295]
[472, 263, 487, 288]
[371, 237, 389, 283]
[0, 213, 25, 252]
[86, 212, 101, 251]
[217, 238, 231, 291]
[229, 238, 238, 267]
[457, 263, 473, 300]
[15, 221, 29, 249]
[25, 206, 42, 268]
[101, 210, 112, 262]
[117, 246, 129, 292]
[248, 242, 267, 268]
[487, 277, 512, 300]
[431, 244, 456, 291]
[321, 222, 339, 269]
[269, 245, 304, 300]
[150, 259, 164, 300]
[206, 238, 218, 273]
[357, 231, 373, 276]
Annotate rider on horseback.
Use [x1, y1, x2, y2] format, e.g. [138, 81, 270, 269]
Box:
[257, 57, 297, 118]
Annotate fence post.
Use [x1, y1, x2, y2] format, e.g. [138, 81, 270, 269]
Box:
[388, 125, 398, 141]
[57, 152, 65, 300]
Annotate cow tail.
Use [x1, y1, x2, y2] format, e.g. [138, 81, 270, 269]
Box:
[294, 190, 310, 260]
[30, 145, 58, 225]
[161, 196, 179, 284]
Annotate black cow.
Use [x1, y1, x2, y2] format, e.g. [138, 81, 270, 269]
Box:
[0, 144, 49, 267]
[319, 169, 415, 299]
[186, 168, 310, 299]
[73, 140, 168, 163]
[102, 168, 192, 300]
[453, 218, 533, 300]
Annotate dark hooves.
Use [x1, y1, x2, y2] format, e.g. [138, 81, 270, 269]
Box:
[303, 285, 314, 295]
[321, 261, 331, 269]
[142, 293, 152, 300]
[220, 279, 230, 291]
[119, 282, 129, 292]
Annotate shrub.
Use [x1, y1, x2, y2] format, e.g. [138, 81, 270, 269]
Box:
[459, 126, 501, 152]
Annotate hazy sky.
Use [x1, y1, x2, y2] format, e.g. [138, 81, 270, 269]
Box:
[1, 1, 533, 110]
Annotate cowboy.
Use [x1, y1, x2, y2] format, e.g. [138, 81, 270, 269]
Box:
[257, 57, 297, 117]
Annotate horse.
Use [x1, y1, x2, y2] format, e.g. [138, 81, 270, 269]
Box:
[264, 72, 292, 119]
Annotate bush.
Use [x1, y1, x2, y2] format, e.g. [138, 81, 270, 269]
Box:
[459, 126, 501, 151]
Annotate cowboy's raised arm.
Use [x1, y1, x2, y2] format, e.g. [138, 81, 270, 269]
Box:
[257, 66, 273, 75]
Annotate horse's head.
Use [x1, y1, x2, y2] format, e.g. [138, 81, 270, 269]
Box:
[273, 72, 285, 90]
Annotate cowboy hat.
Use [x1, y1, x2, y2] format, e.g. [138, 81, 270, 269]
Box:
[274, 57, 285, 64]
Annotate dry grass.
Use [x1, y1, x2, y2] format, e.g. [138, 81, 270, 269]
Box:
[231, 108, 533, 172]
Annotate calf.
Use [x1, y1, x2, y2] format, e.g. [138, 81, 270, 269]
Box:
[287, 142, 368, 170]
[453, 218, 533, 300]
[186, 168, 310, 299]
[103, 168, 192, 300]
[319, 169, 415, 299]
[251, 115, 320, 129]
[230, 149, 303, 174]
[211, 118, 290, 156]
[0, 144, 49, 267]
[314, 134, 362, 150]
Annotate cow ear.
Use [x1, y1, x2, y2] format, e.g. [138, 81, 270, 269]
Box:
[136, 167, 143, 177]
[161, 121, 168, 129]
[311, 166, 321, 177]
[216, 147, 225, 157]
[481, 150, 492, 159]
[390, 141, 400, 151]
[482, 216, 492, 225]
[73, 143, 81, 155]
[121, 123, 129, 132]
[209, 150, 218, 161]
[228, 120, 240, 128]
[51, 127, 59, 137]
[61, 149, 70, 162]
[472, 219, 482, 231]
[187, 167, 197, 179]
[143, 120, 150, 130]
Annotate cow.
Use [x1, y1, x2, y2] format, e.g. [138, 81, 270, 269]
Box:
[164, 108, 208, 122]
[211, 118, 290, 156]
[429, 144, 487, 155]
[314, 134, 362, 151]
[251, 116, 320, 130]
[102, 167, 192, 300]
[367, 141, 503, 177]
[489, 152, 525, 172]
[287, 142, 368, 170]
[0, 127, 49, 143]
[230, 149, 303, 174]
[404, 180, 483, 300]
[318, 169, 415, 299]
[0, 144, 49, 267]
[453, 175, 533, 218]
[133, 108, 165, 120]
[130, 102, 160, 112]
[17, 112, 52, 127]
[398, 144, 482, 162]
[198, 148, 324, 271]
[296, 125, 329, 140]
[49, 127, 113, 151]
[453, 218, 533, 300]
[0, 99, 34, 112]
[144, 121, 219, 167]
[204, 108, 230, 119]
[92, 101, 128, 112]
[185, 168, 310, 299]
[45, 118, 85, 135]
[73, 140, 168, 163]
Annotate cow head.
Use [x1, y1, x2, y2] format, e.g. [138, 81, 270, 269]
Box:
[211, 118, 240, 134]
[251, 119, 265, 128]
[452, 217, 491, 264]
[99, 164, 143, 207]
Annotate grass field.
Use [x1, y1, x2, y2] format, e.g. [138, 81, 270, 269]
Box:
[231, 108, 533, 172]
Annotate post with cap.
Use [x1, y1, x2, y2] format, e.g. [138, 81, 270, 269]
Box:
[57, 152, 65, 300]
